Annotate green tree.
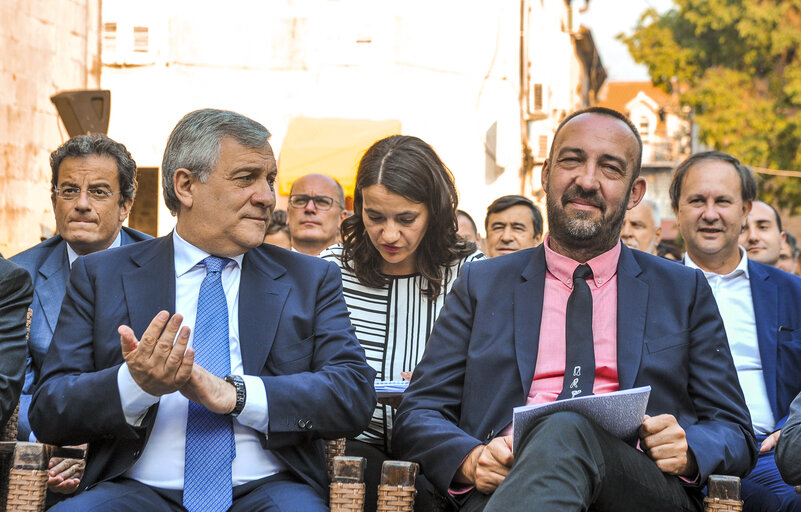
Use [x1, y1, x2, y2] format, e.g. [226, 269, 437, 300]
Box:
[620, 0, 801, 211]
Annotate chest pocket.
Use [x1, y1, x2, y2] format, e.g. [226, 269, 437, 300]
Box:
[644, 330, 689, 354]
[268, 334, 314, 372]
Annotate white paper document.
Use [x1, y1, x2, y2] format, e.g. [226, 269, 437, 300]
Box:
[375, 380, 409, 398]
[512, 386, 651, 452]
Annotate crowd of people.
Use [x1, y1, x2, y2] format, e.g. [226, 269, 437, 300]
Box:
[1, 105, 801, 512]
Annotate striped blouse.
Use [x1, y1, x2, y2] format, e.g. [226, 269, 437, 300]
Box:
[321, 245, 485, 451]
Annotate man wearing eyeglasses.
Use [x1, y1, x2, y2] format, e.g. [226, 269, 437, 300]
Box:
[11, 134, 150, 470]
[286, 174, 348, 256]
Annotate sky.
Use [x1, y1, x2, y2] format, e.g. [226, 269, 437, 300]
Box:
[578, 0, 676, 81]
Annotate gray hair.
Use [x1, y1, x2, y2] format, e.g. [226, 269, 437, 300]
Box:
[50, 133, 137, 206]
[638, 197, 661, 227]
[161, 108, 271, 214]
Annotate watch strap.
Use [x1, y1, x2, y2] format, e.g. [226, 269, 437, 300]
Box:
[224, 374, 246, 417]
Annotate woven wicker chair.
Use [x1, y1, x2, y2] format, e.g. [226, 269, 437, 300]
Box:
[330, 456, 418, 512]
[0, 308, 86, 512]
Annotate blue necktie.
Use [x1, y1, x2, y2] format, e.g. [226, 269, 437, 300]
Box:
[184, 256, 236, 512]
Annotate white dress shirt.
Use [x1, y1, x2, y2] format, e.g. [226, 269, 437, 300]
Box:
[67, 231, 122, 268]
[118, 230, 286, 489]
[686, 250, 776, 434]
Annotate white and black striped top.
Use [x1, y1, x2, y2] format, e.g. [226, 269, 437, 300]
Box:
[321, 245, 485, 451]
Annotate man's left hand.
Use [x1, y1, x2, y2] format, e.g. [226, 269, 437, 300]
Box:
[761, 430, 781, 452]
[179, 364, 237, 415]
[640, 414, 698, 477]
[47, 457, 84, 494]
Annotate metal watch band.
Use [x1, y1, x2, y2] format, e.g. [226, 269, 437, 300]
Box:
[224, 374, 246, 417]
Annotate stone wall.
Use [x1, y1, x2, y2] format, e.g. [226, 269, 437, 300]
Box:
[0, 0, 101, 256]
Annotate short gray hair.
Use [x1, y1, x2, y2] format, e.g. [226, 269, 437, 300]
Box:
[638, 197, 661, 227]
[161, 109, 271, 214]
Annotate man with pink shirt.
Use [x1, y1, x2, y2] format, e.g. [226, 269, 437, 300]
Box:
[392, 107, 756, 512]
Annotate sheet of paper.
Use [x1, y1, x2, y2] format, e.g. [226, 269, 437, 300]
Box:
[374, 380, 410, 398]
[512, 386, 651, 452]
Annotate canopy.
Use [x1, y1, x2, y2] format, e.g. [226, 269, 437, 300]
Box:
[277, 117, 402, 197]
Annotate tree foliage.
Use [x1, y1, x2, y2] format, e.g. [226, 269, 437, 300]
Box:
[620, 0, 801, 211]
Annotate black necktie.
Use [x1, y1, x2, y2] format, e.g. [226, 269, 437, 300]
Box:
[557, 264, 595, 400]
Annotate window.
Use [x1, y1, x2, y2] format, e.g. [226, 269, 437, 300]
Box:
[639, 117, 650, 143]
[103, 22, 117, 55]
[538, 135, 548, 159]
[133, 26, 149, 53]
[529, 83, 543, 114]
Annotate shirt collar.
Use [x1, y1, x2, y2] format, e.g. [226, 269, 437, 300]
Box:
[172, 230, 244, 277]
[684, 246, 750, 280]
[543, 234, 621, 289]
[67, 230, 123, 269]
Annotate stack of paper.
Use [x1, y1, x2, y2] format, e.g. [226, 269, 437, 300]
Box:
[374, 380, 409, 398]
[512, 386, 651, 452]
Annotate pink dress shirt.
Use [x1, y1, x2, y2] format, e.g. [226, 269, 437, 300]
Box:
[500, 237, 621, 436]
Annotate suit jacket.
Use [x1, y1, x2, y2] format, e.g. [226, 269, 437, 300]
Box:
[775, 390, 801, 485]
[745, 259, 801, 430]
[29, 234, 376, 498]
[392, 244, 757, 494]
[0, 257, 33, 427]
[11, 227, 151, 440]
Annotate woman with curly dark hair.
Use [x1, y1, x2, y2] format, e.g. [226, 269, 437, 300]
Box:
[321, 134, 483, 510]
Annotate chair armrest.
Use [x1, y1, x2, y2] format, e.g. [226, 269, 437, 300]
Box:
[330, 456, 366, 512]
[705, 474, 742, 512]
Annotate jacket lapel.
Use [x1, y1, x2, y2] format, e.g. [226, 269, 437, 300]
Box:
[121, 236, 176, 336]
[749, 260, 779, 415]
[238, 249, 290, 375]
[38, 240, 70, 334]
[616, 246, 648, 390]
[514, 246, 546, 395]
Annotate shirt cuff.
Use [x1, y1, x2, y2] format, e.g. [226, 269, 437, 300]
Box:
[117, 363, 160, 426]
[236, 375, 269, 433]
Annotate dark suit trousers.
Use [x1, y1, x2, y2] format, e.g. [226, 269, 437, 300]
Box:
[459, 411, 702, 512]
[48, 472, 326, 512]
[740, 435, 801, 512]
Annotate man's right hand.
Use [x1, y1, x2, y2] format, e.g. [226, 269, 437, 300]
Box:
[119, 310, 194, 396]
[455, 435, 514, 494]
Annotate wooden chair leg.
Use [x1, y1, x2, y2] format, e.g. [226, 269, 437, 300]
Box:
[704, 475, 742, 512]
[330, 455, 366, 512]
[377, 460, 418, 512]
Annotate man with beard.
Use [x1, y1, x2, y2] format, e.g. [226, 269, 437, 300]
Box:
[392, 107, 756, 512]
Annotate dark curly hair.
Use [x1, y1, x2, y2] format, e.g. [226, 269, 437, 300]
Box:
[340, 135, 475, 301]
[50, 133, 137, 207]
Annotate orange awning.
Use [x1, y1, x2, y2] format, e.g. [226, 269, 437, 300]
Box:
[277, 117, 402, 197]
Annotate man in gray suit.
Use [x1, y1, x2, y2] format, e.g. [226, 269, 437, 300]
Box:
[11, 134, 150, 491]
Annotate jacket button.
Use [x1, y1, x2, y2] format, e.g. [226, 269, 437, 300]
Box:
[133, 450, 140, 458]
[306, 421, 313, 430]
[485, 430, 494, 442]
[297, 419, 307, 429]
